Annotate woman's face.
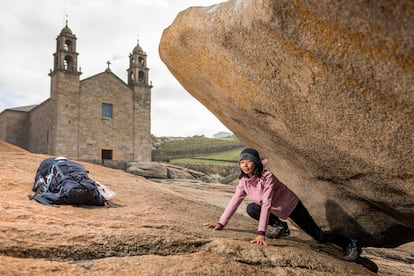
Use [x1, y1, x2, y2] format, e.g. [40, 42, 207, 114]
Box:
[240, 159, 256, 177]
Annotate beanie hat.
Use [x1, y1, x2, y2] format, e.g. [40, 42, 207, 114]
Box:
[239, 148, 261, 167]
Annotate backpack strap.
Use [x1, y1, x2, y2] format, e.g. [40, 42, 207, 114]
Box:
[41, 160, 68, 195]
[29, 194, 53, 206]
[51, 160, 68, 179]
[29, 160, 66, 205]
[29, 179, 53, 205]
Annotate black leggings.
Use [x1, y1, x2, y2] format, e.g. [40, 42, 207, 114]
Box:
[246, 201, 350, 249]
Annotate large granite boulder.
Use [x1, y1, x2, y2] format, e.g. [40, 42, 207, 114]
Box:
[159, 0, 413, 247]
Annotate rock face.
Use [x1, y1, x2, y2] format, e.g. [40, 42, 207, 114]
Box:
[127, 161, 204, 179]
[159, 0, 414, 248]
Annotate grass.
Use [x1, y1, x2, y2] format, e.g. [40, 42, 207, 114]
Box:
[154, 136, 241, 151]
[171, 147, 243, 165]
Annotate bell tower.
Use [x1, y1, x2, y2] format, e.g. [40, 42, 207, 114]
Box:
[48, 21, 81, 158]
[127, 40, 152, 161]
[50, 21, 80, 76]
[127, 40, 150, 86]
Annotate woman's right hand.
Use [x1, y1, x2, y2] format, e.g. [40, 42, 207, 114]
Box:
[203, 222, 224, 230]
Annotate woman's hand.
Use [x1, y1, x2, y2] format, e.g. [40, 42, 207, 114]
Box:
[203, 222, 224, 230]
[250, 235, 267, 246]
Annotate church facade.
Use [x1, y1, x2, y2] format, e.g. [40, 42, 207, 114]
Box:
[0, 24, 152, 162]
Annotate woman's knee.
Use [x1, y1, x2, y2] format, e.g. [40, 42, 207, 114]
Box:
[246, 202, 261, 219]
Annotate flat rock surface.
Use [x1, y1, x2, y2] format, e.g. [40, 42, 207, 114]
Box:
[0, 141, 413, 275]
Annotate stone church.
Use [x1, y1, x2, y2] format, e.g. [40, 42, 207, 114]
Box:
[0, 23, 152, 162]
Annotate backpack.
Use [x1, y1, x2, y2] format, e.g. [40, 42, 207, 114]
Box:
[30, 157, 108, 206]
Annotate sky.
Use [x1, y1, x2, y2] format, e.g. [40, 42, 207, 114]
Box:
[0, 0, 230, 137]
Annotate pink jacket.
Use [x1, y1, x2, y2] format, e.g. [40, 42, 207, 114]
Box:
[219, 160, 299, 233]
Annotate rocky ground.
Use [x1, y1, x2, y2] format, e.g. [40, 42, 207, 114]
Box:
[0, 141, 412, 275]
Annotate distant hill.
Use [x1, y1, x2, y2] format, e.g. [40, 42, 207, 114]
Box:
[213, 131, 233, 138]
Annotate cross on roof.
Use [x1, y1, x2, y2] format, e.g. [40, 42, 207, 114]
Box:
[106, 60, 111, 69]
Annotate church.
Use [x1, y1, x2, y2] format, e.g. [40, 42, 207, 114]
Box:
[0, 23, 152, 162]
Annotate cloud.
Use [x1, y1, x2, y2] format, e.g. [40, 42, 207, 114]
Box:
[0, 0, 229, 137]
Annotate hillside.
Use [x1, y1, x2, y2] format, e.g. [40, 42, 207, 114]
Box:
[0, 141, 412, 275]
[152, 136, 243, 162]
[151, 136, 243, 179]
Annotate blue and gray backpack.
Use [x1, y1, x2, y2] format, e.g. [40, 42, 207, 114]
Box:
[30, 157, 106, 206]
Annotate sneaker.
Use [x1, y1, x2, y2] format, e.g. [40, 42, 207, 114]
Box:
[266, 221, 290, 239]
[343, 239, 362, 262]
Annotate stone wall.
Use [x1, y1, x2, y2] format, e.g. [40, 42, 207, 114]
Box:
[52, 72, 80, 159]
[132, 84, 152, 162]
[1, 70, 152, 163]
[152, 144, 242, 162]
[29, 100, 54, 154]
[78, 72, 135, 161]
[0, 113, 4, 141]
[0, 110, 29, 149]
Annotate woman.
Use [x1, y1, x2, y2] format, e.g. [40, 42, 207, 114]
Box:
[204, 148, 361, 261]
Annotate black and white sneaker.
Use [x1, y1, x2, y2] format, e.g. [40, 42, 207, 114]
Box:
[266, 221, 290, 239]
[343, 239, 362, 261]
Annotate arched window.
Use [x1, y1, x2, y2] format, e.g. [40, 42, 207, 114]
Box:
[64, 56, 73, 71]
[138, 56, 144, 64]
[64, 39, 72, 51]
[138, 71, 145, 82]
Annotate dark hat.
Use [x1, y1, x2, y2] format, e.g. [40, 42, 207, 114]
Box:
[239, 148, 261, 167]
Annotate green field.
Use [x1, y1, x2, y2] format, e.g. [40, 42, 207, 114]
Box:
[171, 147, 243, 165]
[152, 135, 244, 165]
[154, 136, 241, 151]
